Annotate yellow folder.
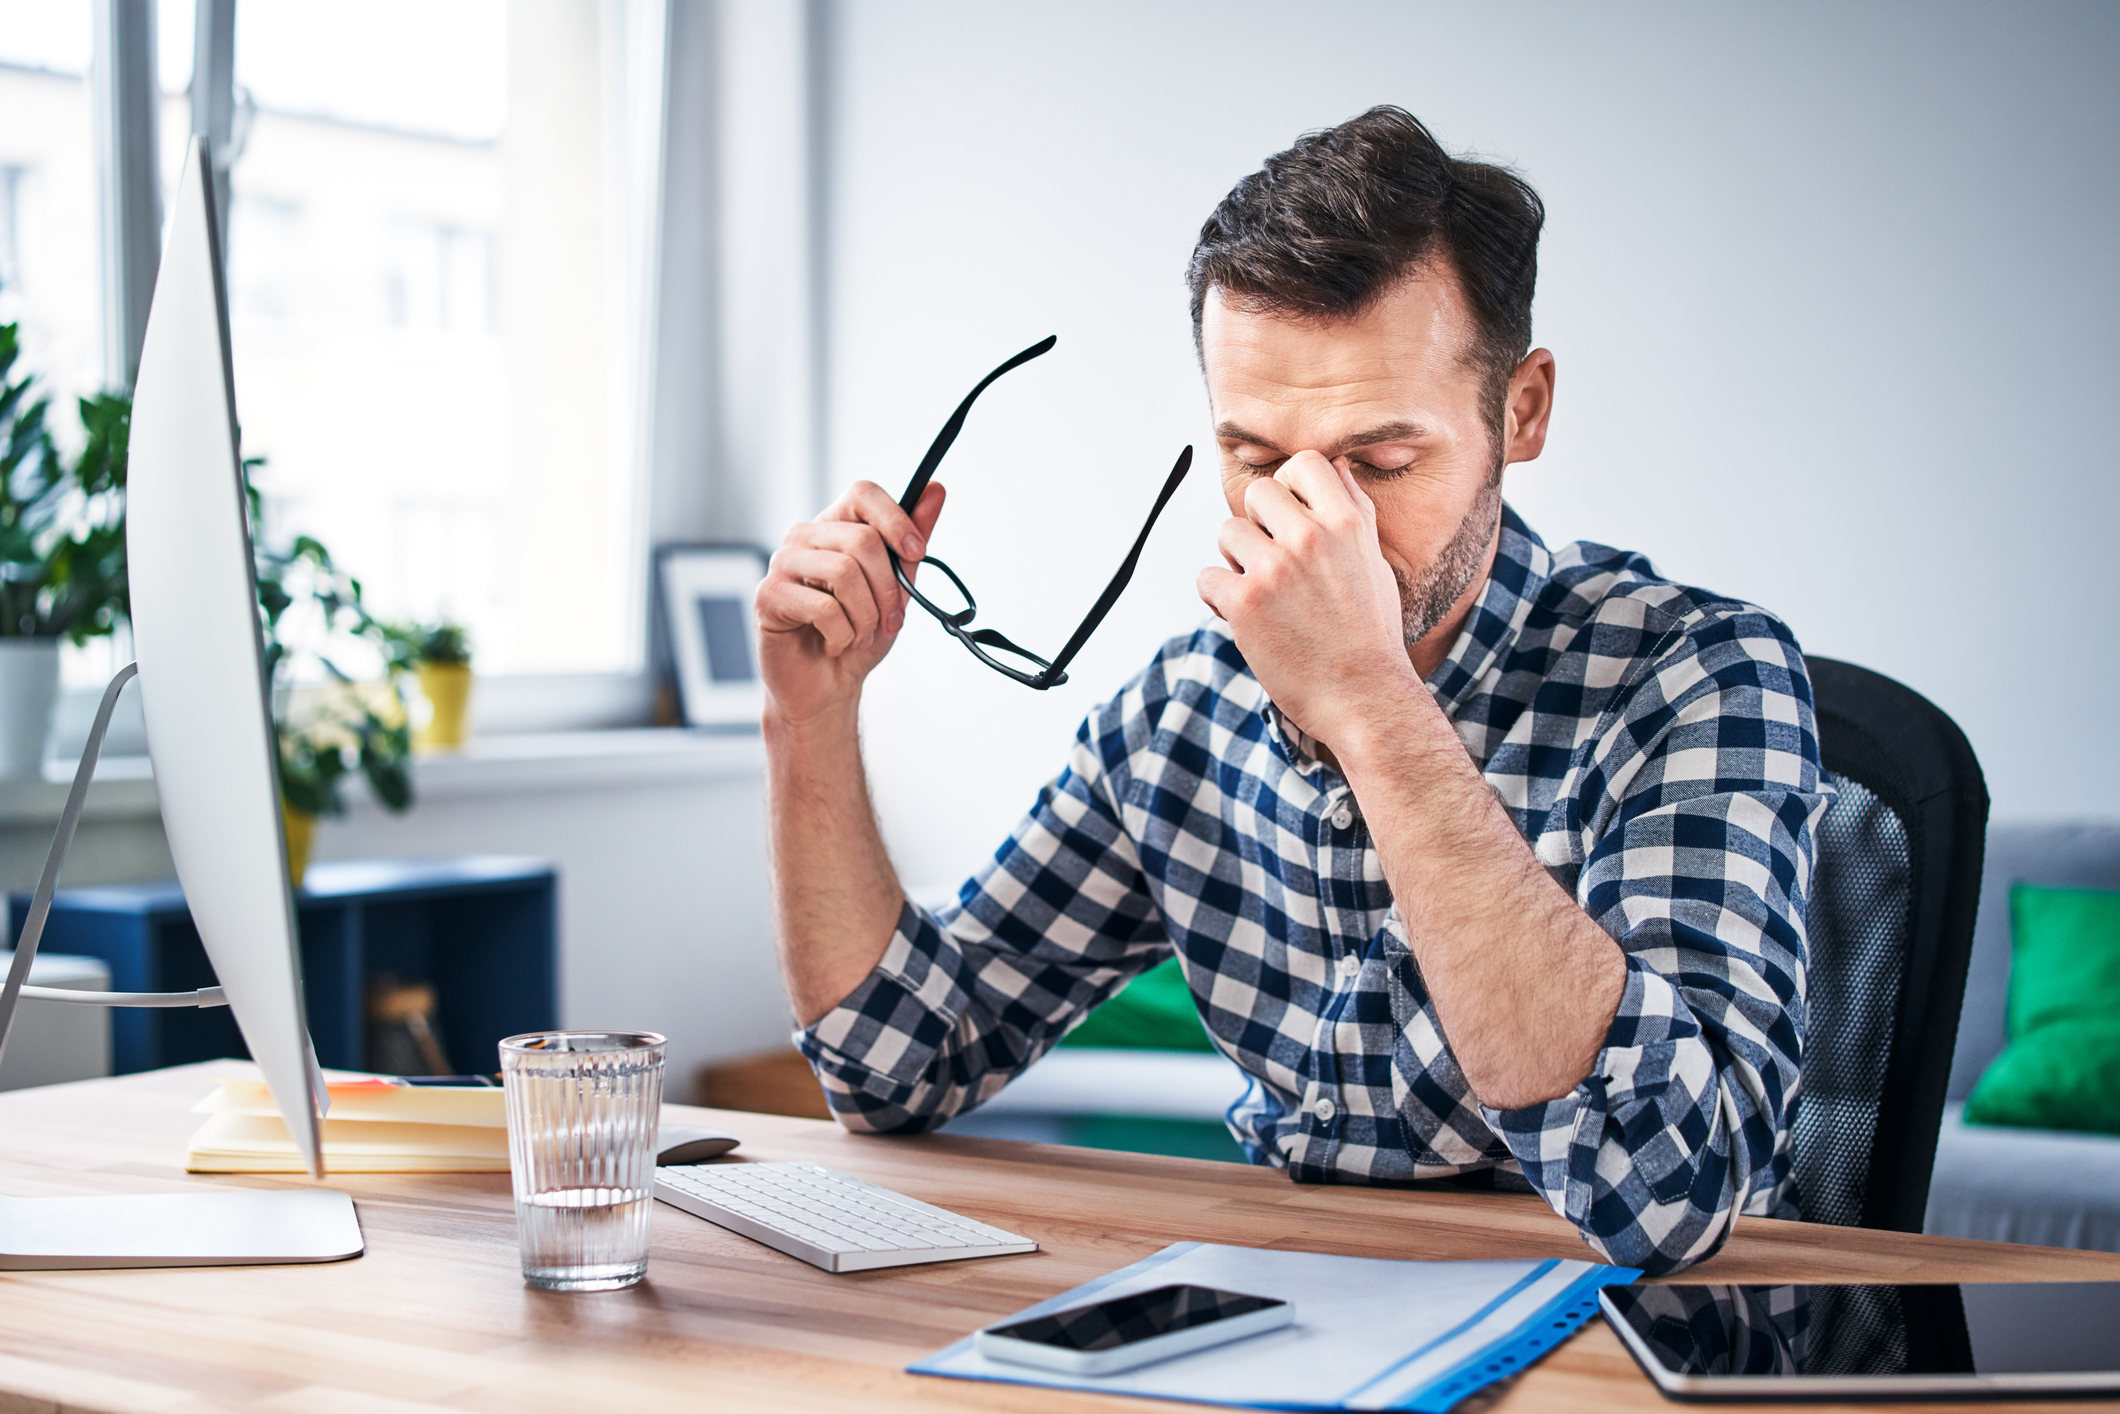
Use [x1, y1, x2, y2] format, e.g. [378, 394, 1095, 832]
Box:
[186, 1078, 510, 1173]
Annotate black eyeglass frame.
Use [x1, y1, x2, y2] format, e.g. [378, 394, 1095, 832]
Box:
[887, 336, 1192, 690]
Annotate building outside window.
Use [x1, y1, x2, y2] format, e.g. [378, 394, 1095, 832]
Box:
[229, 0, 654, 680]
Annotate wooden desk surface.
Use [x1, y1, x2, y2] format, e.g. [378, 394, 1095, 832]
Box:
[0, 1064, 2115, 1414]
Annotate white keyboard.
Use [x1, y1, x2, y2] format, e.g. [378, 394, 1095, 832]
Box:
[653, 1161, 1038, 1273]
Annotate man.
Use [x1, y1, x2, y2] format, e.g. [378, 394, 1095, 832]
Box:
[754, 107, 1826, 1274]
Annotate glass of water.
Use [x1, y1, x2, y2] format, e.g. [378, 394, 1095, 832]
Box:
[499, 1030, 666, 1291]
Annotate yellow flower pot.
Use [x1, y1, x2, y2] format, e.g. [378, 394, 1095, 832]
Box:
[281, 803, 317, 891]
[413, 661, 473, 753]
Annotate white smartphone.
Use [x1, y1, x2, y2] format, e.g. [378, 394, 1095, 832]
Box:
[974, 1283, 1294, 1377]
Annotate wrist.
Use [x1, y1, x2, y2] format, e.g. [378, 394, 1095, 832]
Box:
[762, 691, 862, 747]
[1328, 670, 1454, 780]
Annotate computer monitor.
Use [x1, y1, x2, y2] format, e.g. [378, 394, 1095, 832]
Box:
[0, 138, 358, 1269]
[127, 137, 329, 1176]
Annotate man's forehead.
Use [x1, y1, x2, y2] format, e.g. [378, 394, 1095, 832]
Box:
[1201, 275, 1482, 442]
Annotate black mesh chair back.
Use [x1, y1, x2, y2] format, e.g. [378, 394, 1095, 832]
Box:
[1793, 657, 1987, 1234]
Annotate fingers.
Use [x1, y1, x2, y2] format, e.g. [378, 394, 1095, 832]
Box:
[803, 519, 905, 634]
[1216, 513, 1274, 573]
[774, 544, 886, 647]
[1197, 564, 1239, 622]
[766, 475, 956, 657]
[894, 482, 946, 590]
[1331, 459, 1378, 521]
[1275, 450, 1362, 527]
[908, 482, 946, 548]
[1241, 450, 1372, 555]
[760, 472, 953, 657]
[756, 577, 861, 656]
[828, 480, 933, 564]
[1240, 474, 1311, 543]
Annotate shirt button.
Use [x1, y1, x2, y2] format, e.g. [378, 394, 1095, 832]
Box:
[1330, 804, 1355, 830]
[1336, 953, 1361, 978]
[1312, 1097, 1338, 1123]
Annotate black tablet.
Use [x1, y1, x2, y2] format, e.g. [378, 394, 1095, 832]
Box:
[1601, 1281, 2120, 1400]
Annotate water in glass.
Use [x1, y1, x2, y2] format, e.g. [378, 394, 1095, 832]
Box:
[516, 1187, 654, 1290]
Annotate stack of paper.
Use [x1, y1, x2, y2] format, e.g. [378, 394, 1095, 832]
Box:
[914, 1242, 1640, 1413]
[186, 1078, 509, 1173]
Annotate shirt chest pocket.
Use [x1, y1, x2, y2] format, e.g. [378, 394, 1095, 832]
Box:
[1381, 922, 1513, 1169]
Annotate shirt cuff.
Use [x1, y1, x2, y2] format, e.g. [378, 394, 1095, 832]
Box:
[793, 900, 975, 1104]
[1482, 957, 1732, 1270]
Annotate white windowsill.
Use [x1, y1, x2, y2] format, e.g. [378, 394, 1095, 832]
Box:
[0, 727, 765, 825]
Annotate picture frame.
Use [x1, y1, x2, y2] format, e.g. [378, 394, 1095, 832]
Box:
[652, 543, 770, 729]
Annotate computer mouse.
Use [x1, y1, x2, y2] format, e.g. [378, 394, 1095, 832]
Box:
[656, 1124, 743, 1165]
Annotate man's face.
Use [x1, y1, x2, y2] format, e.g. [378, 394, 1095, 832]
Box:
[1201, 269, 1551, 667]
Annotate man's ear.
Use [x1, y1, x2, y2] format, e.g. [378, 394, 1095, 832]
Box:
[1503, 349, 1556, 466]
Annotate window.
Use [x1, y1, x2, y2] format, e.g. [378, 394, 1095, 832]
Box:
[384, 220, 494, 335]
[227, 0, 660, 678]
[5, 0, 684, 720]
[3, 0, 201, 701]
[0, 0, 101, 411]
[0, 165, 25, 291]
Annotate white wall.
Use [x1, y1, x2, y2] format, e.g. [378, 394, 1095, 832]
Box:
[820, 0, 2120, 889]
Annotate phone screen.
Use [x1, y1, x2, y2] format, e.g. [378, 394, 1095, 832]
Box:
[987, 1285, 1285, 1353]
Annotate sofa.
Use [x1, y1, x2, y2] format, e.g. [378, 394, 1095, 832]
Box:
[1924, 821, 2120, 1252]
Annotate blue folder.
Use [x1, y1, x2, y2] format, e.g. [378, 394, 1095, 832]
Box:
[912, 1242, 1639, 1412]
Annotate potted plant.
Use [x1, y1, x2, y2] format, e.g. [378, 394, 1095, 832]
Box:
[0, 322, 131, 780]
[273, 677, 411, 885]
[396, 620, 473, 753]
[252, 489, 413, 886]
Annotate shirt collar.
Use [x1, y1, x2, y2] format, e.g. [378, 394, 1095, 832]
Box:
[1425, 501, 1549, 716]
[1254, 502, 1550, 773]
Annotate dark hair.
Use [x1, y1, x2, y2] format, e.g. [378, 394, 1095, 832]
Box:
[1187, 106, 1545, 430]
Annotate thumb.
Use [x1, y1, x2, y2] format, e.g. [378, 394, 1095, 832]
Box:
[911, 482, 947, 544]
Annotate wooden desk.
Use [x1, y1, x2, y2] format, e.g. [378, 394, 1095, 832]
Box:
[1, 1064, 2115, 1414]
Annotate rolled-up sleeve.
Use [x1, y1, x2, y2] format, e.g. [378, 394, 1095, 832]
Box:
[1485, 614, 1825, 1274]
[795, 719, 1170, 1133]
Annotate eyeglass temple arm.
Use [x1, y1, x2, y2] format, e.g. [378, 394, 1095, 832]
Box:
[1037, 445, 1193, 686]
[897, 335, 1058, 515]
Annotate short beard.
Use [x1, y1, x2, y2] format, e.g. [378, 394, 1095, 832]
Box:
[1393, 449, 1504, 650]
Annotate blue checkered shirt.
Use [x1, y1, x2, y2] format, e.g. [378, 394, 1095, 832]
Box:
[798, 505, 1827, 1274]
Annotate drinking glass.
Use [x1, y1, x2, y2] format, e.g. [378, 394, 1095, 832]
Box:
[499, 1030, 666, 1291]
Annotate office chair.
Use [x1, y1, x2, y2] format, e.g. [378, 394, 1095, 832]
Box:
[1792, 656, 1988, 1236]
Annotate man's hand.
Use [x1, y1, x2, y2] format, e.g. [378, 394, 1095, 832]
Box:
[1196, 451, 1416, 746]
[1200, 451, 1625, 1112]
[756, 481, 946, 726]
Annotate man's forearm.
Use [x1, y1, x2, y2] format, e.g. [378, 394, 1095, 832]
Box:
[764, 703, 905, 1028]
[1335, 687, 1626, 1112]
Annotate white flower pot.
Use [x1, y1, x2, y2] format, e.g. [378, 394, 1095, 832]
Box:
[0, 638, 60, 781]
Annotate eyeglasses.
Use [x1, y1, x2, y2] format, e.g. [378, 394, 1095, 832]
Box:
[890, 336, 1192, 690]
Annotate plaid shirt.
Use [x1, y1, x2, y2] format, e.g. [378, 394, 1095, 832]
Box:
[799, 505, 1827, 1274]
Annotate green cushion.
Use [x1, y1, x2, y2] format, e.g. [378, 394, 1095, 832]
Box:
[1060, 956, 1214, 1052]
[1964, 883, 2120, 1135]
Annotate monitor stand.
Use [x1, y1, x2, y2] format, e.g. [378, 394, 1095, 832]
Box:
[0, 1191, 362, 1270]
[0, 665, 363, 1269]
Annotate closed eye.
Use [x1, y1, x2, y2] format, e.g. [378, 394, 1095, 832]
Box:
[1350, 457, 1415, 479]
